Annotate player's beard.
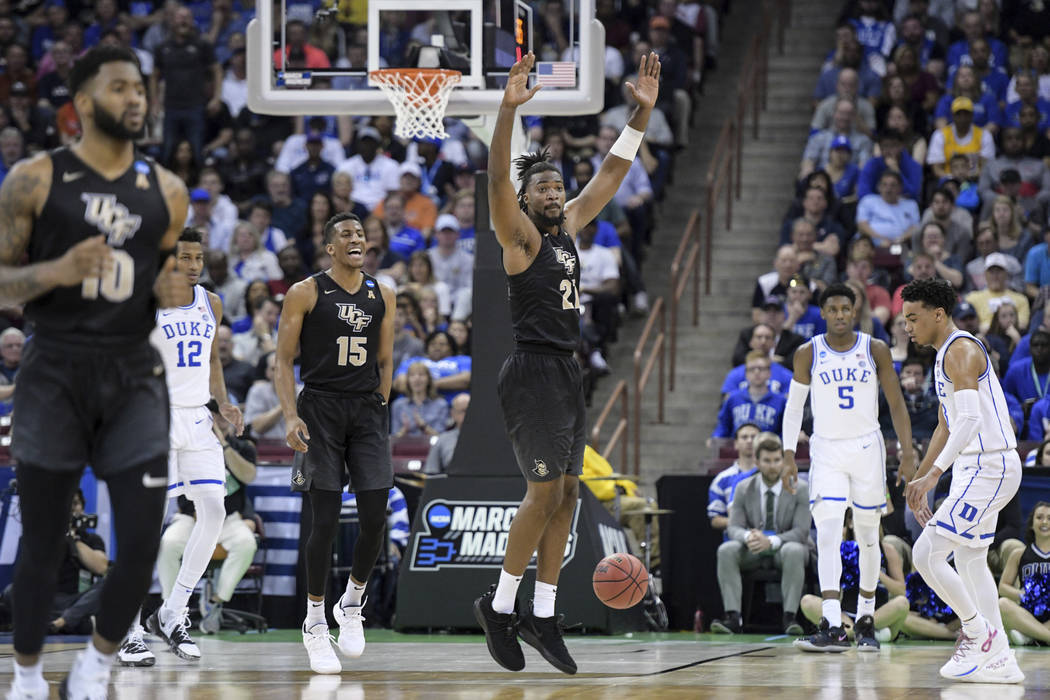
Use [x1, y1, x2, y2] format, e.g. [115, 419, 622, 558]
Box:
[528, 207, 565, 232]
[92, 99, 145, 141]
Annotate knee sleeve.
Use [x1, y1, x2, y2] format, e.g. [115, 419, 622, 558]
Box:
[305, 490, 342, 597]
[95, 456, 168, 643]
[815, 518, 844, 594]
[351, 489, 389, 584]
[854, 525, 881, 592]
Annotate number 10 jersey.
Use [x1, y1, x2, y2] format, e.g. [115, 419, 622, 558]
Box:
[25, 146, 170, 347]
[150, 284, 216, 408]
[809, 332, 880, 440]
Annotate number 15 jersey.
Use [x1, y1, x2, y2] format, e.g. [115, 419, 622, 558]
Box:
[299, 271, 385, 394]
[809, 332, 880, 439]
[149, 284, 216, 408]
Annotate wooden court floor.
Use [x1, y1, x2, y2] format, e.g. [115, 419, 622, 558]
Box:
[0, 632, 1046, 699]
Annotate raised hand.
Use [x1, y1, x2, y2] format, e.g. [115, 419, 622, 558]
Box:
[153, 254, 188, 309]
[501, 52, 543, 108]
[626, 52, 661, 110]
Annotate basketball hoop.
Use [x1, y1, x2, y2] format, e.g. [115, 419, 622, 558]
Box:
[369, 68, 462, 140]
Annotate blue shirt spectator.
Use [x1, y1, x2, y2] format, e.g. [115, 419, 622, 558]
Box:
[712, 389, 787, 438]
[388, 225, 426, 261]
[856, 149, 923, 201]
[1002, 354, 1050, 406]
[720, 362, 792, 397]
[947, 38, 1009, 73]
[933, 91, 1002, 128]
[1024, 233, 1050, 290]
[708, 462, 758, 522]
[791, 304, 826, 340]
[1004, 98, 1050, 131]
[394, 354, 472, 402]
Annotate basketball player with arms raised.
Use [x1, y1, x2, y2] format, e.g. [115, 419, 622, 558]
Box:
[782, 282, 915, 652]
[276, 213, 396, 674]
[0, 45, 188, 699]
[117, 228, 244, 667]
[902, 278, 1024, 683]
[472, 51, 660, 675]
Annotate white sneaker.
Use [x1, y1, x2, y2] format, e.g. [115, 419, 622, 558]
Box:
[632, 291, 650, 315]
[970, 648, 1025, 684]
[5, 674, 48, 700]
[940, 620, 1007, 680]
[147, 606, 201, 661]
[117, 628, 156, 667]
[303, 622, 341, 674]
[332, 596, 366, 658]
[59, 651, 110, 700]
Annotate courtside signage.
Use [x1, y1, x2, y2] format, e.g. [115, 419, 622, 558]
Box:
[409, 498, 580, 571]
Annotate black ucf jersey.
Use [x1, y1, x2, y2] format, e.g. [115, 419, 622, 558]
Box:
[25, 146, 170, 346]
[299, 271, 386, 393]
[507, 227, 581, 353]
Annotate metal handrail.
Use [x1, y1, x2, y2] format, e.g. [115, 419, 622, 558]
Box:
[589, 379, 628, 470]
[668, 210, 700, 391]
[703, 120, 734, 295]
[632, 297, 665, 477]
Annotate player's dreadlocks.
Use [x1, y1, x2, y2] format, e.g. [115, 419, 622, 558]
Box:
[514, 147, 561, 212]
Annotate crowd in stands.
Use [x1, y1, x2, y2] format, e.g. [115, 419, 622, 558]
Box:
[706, 0, 1050, 640]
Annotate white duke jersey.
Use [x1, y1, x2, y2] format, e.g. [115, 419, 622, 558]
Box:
[808, 332, 880, 439]
[149, 285, 217, 408]
[934, 329, 1016, 454]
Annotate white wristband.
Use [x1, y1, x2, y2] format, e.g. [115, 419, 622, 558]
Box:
[609, 125, 644, 161]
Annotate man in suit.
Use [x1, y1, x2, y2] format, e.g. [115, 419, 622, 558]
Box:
[711, 433, 812, 635]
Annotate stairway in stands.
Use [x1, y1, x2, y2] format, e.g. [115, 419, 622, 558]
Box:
[589, 0, 839, 483]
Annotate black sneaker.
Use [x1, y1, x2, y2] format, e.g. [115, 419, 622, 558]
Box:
[472, 585, 525, 672]
[784, 611, 804, 636]
[793, 617, 851, 653]
[854, 614, 880, 652]
[710, 615, 742, 634]
[517, 603, 577, 675]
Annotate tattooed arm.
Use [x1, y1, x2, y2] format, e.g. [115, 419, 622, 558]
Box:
[0, 154, 118, 306]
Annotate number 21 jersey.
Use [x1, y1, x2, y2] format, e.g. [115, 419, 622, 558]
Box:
[25, 147, 170, 346]
[809, 332, 880, 439]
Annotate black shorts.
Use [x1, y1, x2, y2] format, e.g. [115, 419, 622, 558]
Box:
[11, 338, 170, 476]
[497, 348, 585, 482]
[291, 388, 393, 493]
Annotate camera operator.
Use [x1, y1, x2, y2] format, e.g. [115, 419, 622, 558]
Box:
[1, 488, 109, 634]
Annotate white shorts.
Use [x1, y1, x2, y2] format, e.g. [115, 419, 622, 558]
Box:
[809, 429, 887, 525]
[167, 405, 224, 499]
[931, 450, 1022, 549]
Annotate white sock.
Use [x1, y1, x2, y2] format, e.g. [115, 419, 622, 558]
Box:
[961, 613, 985, 640]
[305, 598, 326, 628]
[127, 608, 144, 637]
[492, 569, 522, 614]
[13, 659, 43, 685]
[534, 581, 557, 618]
[857, 595, 876, 619]
[342, 579, 366, 608]
[162, 585, 193, 620]
[82, 641, 117, 673]
[822, 598, 842, 628]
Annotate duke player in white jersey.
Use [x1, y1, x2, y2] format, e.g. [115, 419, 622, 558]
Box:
[120, 228, 244, 666]
[902, 278, 1025, 684]
[782, 283, 915, 652]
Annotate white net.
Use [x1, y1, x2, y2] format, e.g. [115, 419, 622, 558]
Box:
[369, 69, 462, 140]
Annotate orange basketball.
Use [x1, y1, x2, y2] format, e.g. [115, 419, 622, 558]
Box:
[592, 553, 649, 609]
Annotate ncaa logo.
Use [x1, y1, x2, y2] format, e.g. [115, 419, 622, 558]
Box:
[427, 504, 452, 529]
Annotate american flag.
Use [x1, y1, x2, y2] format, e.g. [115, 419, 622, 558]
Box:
[536, 62, 577, 87]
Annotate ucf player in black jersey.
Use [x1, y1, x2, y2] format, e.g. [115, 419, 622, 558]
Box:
[0, 45, 188, 699]
[275, 212, 396, 674]
[472, 51, 661, 675]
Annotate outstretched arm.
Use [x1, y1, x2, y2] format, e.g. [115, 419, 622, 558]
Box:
[565, 53, 661, 234]
[488, 52, 542, 257]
